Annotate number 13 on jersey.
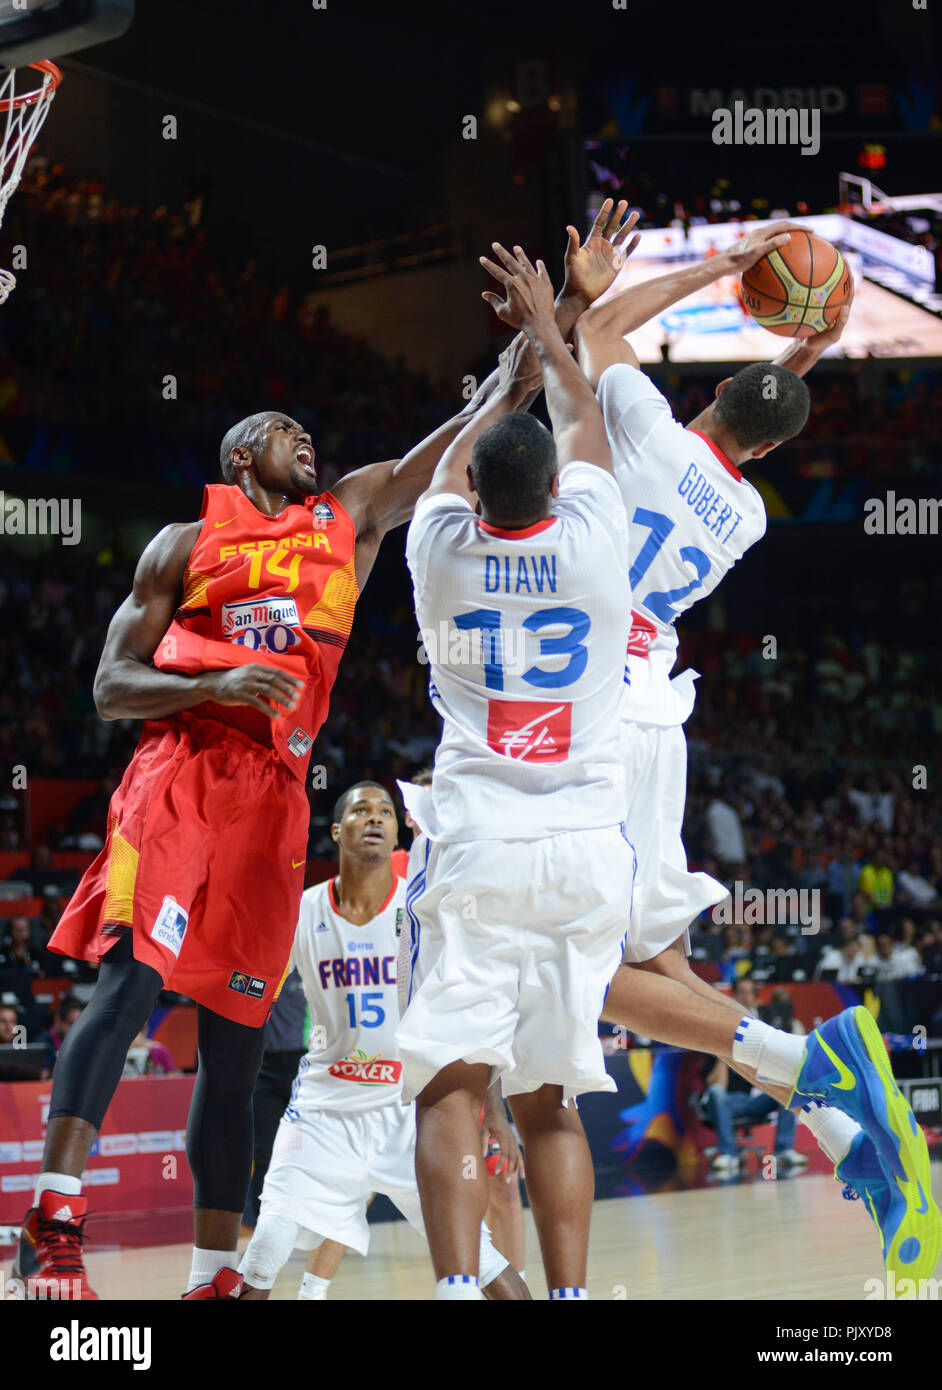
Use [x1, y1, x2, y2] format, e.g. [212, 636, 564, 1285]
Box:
[452, 604, 591, 692]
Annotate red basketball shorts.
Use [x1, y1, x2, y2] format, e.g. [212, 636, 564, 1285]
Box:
[49, 714, 309, 1027]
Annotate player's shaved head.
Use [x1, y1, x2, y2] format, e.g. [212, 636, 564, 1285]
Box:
[714, 363, 810, 451]
[332, 781, 393, 824]
[219, 412, 272, 483]
[470, 414, 558, 526]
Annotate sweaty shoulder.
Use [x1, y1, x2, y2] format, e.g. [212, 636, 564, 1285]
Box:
[597, 363, 673, 424]
[136, 520, 203, 594]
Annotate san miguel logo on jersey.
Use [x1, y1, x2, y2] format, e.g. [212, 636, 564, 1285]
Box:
[221, 596, 301, 653]
[626, 609, 657, 660]
[327, 1049, 403, 1086]
[486, 698, 572, 763]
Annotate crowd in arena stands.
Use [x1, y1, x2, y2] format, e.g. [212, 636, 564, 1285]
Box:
[2, 154, 453, 471]
[2, 155, 941, 483]
[4, 601, 941, 989]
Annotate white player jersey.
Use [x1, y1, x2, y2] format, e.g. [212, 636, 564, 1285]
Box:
[597, 365, 767, 726]
[406, 464, 631, 842]
[285, 875, 410, 1116]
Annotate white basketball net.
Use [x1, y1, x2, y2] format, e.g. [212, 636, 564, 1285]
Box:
[0, 63, 59, 304]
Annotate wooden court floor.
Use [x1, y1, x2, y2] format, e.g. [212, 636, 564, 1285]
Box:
[63, 1165, 942, 1301]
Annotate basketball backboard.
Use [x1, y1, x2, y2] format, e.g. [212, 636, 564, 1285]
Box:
[0, 0, 133, 67]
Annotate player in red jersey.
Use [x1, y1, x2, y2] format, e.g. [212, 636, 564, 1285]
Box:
[11, 199, 638, 1301]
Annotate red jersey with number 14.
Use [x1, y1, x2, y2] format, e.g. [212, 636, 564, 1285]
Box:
[153, 482, 358, 780]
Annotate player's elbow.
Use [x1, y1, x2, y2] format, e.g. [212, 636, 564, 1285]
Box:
[92, 665, 121, 721]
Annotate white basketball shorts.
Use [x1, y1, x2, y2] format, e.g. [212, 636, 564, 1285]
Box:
[246, 1098, 509, 1285]
[620, 718, 727, 963]
[396, 823, 636, 1102]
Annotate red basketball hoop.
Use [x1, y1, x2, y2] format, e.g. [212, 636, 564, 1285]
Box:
[0, 59, 62, 303]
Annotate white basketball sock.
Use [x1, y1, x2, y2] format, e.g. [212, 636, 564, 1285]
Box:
[187, 1246, 237, 1293]
[730, 1015, 805, 1088]
[299, 1272, 330, 1300]
[436, 1274, 482, 1300]
[549, 1286, 588, 1300]
[799, 1101, 860, 1164]
[35, 1172, 82, 1203]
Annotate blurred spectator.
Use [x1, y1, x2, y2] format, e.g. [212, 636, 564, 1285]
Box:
[848, 776, 896, 833]
[26, 845, 79, 898]
[705, 787, 747, 877]
[816, 933, 866, 983]
[858, 850, 894, 908]
[34, 994, 84, 1076]
[122, 1027, 175, 1076]
[0, 915, 41, 976]
[873, 925, 923, 981]
[920, 922, 942, 976]
[701, 977, 806, 1171]
[0, 1000, 20, 1044]
[896, 860, 939, 907]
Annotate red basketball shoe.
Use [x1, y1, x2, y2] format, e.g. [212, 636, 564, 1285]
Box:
[12, 1190, 98, 1300]
[182, 1267, 243, 1299]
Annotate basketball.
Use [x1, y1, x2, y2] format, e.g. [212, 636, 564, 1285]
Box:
[741, 229, 852, 337]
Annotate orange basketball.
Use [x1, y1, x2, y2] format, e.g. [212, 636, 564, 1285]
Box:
[741, 229, 851, 338]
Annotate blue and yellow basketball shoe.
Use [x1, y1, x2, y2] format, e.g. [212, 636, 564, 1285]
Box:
[793, 1006, 941, 1284]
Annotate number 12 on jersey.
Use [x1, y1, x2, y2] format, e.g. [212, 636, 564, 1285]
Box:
[629, 507, 712, 624]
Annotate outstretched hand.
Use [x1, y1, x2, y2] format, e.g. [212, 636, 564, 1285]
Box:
[481, 243, 555, 331]
[563, 197, 641, 306]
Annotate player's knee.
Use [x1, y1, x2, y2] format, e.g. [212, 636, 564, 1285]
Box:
[239, 1213, 298, 1290]
[478, 1225, 509, 1289]
[487, 1172, 520, 1209]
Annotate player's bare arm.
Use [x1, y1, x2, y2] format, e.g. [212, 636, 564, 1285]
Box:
[483, 242, 612, 472]
[573, 223, 798, 385]
[417, 332, 545, 500]
[93, 521, 304, 722]
[331, 342, 544, 587]
[331, 202, 638, 581]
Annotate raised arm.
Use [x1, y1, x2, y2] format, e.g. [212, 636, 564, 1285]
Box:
[574, 222, 797, 386]
[331, 201, 639, 560]
[94, 522, 304, 722]
[482, 242, 612, 473]
[416, 334, 543, 501]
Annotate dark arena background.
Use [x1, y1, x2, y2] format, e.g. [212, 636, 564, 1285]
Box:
[1, 0, 942, 1346]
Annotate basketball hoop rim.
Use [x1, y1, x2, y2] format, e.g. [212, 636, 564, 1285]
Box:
[0, 60, 62, 113]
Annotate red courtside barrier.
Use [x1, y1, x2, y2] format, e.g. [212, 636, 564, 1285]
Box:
[0, 1074, 195, 1224]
